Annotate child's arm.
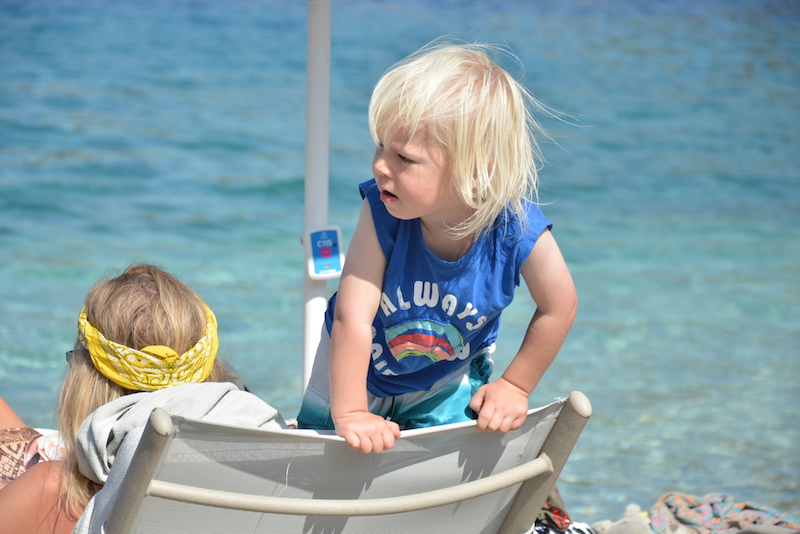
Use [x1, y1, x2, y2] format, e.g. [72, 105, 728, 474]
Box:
[469, 228, 578, 432]
[329, 201, 401, 453]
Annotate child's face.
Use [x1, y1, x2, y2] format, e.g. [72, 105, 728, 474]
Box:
[372, 130, 467, 228]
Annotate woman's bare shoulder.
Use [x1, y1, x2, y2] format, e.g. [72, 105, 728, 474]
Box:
[0, 461, 78, 534]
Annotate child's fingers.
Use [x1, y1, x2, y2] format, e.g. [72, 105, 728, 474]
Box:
[345, 429, 379, 453]
[495, 411, 526, 433]
[387, 420, 401, 437]
[361, 423, 397, 454]
[480, 411, 510, 432]
[470, 388, 494, 431]
[343, 431, 362, 452]
[473, 394, 528, 432]
[357, 434, 376, 454]
[376, 420, 400, 452]
[471, 378, 530, 433]
[469, 388, 486, 414]
[341, 418, 400, 454]
[480, 408, 504, 432]
[475, 402, 495, 432]
[377, 424, 397, 453]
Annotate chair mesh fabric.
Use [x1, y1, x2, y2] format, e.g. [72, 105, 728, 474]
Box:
[128, 399, 565, 534]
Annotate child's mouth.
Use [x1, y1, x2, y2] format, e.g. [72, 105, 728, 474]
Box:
[380, 190, 398, 203]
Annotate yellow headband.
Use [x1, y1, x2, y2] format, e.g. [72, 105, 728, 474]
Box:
[77, 302, 218, 391]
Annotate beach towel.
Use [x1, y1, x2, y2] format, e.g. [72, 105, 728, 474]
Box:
[649, 491, 800, 534]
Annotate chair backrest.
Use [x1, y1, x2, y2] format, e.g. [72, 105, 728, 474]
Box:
[103, 391, 591, 534]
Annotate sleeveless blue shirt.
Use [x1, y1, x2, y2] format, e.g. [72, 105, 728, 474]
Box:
[326, 179, 552, 397]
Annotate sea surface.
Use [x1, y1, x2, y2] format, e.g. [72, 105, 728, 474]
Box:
[1, 0, 798, 524]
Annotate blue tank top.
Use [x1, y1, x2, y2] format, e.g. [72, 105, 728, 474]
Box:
[326, 179, 552, 397]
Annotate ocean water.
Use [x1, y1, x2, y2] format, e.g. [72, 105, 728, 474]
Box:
[1, 0, 798, 524]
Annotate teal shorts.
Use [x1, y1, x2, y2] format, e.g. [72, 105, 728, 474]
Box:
[296, 327, 494, 430]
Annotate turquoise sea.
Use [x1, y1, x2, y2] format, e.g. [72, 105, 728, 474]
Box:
[1, 0, 798, 524]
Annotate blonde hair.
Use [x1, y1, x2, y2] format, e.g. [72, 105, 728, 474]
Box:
[369, 42, 552, 238]
[56, 264, 227, 519]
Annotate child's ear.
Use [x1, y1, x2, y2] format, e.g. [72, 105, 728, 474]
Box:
[471, 159, 494, 185]
[468, 160, 493, 203]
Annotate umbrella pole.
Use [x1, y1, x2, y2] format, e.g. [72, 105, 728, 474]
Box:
[302, 0, 332, 394]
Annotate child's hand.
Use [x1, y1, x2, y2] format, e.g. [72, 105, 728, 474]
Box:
[334, 411, 401, 454]
[469, 378, 529, 432]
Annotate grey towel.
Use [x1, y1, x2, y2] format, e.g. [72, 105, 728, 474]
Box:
[72, 382, 285, 533]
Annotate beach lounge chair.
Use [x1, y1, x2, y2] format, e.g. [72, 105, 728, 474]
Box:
[103, 390, 592, 534]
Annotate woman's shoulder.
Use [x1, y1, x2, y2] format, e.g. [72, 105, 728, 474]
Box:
[0, 461, 77, 534]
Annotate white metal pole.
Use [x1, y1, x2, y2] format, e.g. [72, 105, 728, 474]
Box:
[302, 0, 331, 394]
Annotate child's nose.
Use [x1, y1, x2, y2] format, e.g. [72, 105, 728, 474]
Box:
[373, 153, 390, 178]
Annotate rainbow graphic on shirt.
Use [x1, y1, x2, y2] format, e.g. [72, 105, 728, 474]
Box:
[384, 320, 465, 362]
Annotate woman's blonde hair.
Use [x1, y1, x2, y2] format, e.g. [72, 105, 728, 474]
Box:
[56, 264, 227, 519]
[369, 42, 553, 238]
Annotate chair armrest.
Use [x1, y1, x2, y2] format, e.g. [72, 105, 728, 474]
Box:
[146, 453, 554, 517]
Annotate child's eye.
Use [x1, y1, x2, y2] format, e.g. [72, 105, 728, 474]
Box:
[398, 153, 413, 163]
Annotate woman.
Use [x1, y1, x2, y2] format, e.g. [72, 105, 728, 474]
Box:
[0, 264, 284, 534]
